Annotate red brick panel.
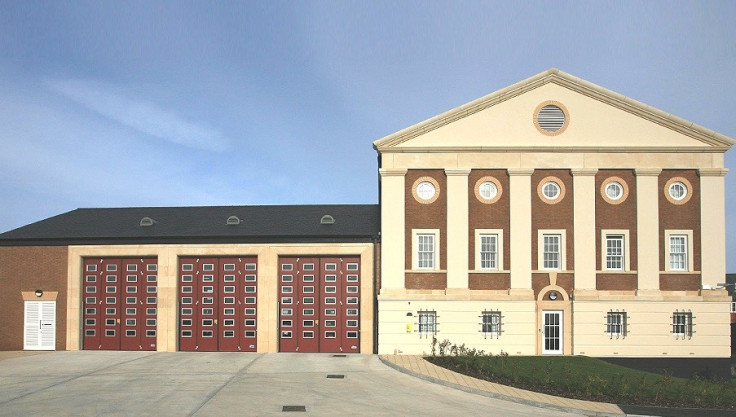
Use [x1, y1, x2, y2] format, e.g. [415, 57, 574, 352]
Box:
[597, 274, 638, 291]
[467, 169, 510, 271]
[658, 170, 701, 290]
[595, 169, 638, 290]
[659, 274, 700, 291]
[0, 246, 68, 350]
[404, 169, 447, 288]
[531, 170, 574, 270]
[405, 273, 446, 290]
[468, 273, 510, 290]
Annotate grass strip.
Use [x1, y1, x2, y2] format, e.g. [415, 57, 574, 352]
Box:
[426, 354, 735, 409]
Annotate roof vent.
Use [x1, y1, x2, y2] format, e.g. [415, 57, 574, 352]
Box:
[537, 105, 565, 132]
[139, 217, 156, 227]
[226, 215, 242, 225]
[320, 215, 335, 225]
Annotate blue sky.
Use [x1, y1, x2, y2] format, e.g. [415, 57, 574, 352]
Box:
[1, 1, 735, 270]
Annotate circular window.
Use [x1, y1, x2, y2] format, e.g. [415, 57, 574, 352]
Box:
[605, 182, 622, 200]
[669, 182, 686, 200]
[542, 182, 560, 199]
[417, 182, 436, 200]
[474, 176, 503, 204]
[533, 101, 570, 136]
[664, 177, 692, 205]
[479, 182, 497, 200]
[412, 177, 440, 204]
[537, 176, 566, 204]
[600, 176, 629, 205]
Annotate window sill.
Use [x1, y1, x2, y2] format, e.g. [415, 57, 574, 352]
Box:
[470, 269, 509, 274]
[406, 269, 447, 273]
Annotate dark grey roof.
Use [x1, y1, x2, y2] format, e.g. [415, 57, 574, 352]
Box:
[0, 205, 380, 246]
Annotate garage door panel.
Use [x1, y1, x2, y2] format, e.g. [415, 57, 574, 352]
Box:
[341, 259, 361, 353]
[84, 258, 158, 351]
[179, 256, 257, 352]
[279, 256, 361, 353]
[99, 259, 121, 350]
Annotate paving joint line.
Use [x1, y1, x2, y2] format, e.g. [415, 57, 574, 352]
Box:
[379, 356, 624, 417]
[188, 353, 265, 417]
[0, 352, 158, 406]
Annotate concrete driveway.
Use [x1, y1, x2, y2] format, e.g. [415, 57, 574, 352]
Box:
[0, 351, 577, 416]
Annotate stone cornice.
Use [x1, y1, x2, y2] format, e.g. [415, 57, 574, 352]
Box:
[377, 146, 728, 154]
[444, 169, 472, 176]
[507, 168, 535, 176]
[378, 168, 407, 177]
[634, 168, 662, 176]
[570, 168, 598, 176]
[698, 168, 729, 177]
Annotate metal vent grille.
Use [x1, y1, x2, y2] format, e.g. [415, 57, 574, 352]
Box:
[537, 105, 566, 132]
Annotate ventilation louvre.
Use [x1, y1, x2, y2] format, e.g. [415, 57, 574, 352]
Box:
[226, 215, 242, 225]
[537, 104, 566, 132]
[139, 217, 156, 227]
[320, 215, 335, 225]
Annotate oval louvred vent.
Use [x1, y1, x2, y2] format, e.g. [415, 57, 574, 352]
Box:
[537, 104, 566, 132]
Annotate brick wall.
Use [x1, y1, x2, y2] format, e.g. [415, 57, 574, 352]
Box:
[658, 170, 701, 290]
[531, 169, 574, 270]
[0, 246, 68, 350]
[404, 169, 447, 289]
[595, 169, 638, 290]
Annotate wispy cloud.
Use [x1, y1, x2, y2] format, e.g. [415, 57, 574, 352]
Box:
[46, 79, 229, 152]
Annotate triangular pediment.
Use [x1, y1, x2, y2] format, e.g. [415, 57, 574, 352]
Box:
[374, 69, 734, 152]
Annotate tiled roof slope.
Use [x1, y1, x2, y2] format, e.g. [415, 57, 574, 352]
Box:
[0, 205, 380, 245]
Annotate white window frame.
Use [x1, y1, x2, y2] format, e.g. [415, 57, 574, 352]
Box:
[538, 230, 566, 271]
[601, 229, 630, 272]
[475, 229, 504, 271]
[412, 229, 440, 271]
[664, 230, 694, 272]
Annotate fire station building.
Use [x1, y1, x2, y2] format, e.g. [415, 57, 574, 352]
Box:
[1, 69, 733, 365]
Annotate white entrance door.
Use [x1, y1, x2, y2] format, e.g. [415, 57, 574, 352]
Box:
[24, 301, 56, 350]
[542, 310, 563, 355]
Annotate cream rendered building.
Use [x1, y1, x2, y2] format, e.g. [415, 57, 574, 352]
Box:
[375, 69, 733, 364]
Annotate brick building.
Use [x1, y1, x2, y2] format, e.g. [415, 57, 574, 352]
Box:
[0, 70, 732, 369]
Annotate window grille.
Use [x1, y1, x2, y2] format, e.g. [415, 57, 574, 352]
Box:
[671, 310, 694, 339]
[479, 310, 502, 338]
[417, 310, 437, 338]
[605, 310, 628, 339]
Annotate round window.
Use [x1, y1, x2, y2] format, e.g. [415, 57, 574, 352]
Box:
[416, 181, 436, 200]
[542, 181, 560, 200]
[668, 182, 687, 201]
[605, 182, 623, 200]
[478, 181, 498, 200]
[600, 176, 629, 205]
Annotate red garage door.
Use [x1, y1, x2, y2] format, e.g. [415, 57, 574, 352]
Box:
[179, 257, 257, 352]
[82, 258, 158, 351]
[278, 256, 360, 353]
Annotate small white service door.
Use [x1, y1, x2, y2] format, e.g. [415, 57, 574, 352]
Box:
[24, 301, 56, 350]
